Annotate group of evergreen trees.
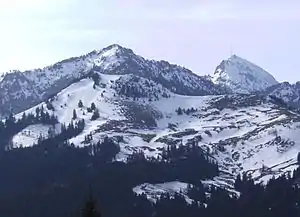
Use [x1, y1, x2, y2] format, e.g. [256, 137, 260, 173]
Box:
[59, 119, 85, 141]
[76, 100, 100, 121]
[0, 107, 58, 150]
[230, 171, 300, 217]
[81, 101, 100, 121]
[115, 78, 171, 102]
[0, 129, 300, 217]
[0, 130, 222, 217]
[90, 136, 121, 162]
[175, 107, 197, 115]
[160, 144, 219, 182]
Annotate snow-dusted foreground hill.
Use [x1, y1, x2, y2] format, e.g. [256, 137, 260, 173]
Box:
[12, 71, 300, 200]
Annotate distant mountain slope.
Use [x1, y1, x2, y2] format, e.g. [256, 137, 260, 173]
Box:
[0, 44, 223, 117]
[212, 54, 278, 93]
[263, 82, 300, 108]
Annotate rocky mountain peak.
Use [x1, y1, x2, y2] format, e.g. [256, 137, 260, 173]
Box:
[99, 44, 133, 54]
[212, 54, 278, 93]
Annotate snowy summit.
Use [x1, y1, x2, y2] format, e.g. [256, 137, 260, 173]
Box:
[212, 54, 278, 93]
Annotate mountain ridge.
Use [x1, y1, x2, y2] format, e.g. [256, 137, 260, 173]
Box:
[0, 44, 223, 117]
[1, 44, 299, 118]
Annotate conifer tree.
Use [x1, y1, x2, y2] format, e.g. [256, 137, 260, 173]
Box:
[176, 107, 183, 115]
[35, 107, 40, 117]
[91, 109, 100, 121]
[92, 72, 100, 88]
[91, 103, 96, 111]
[73, 109, 77, 120]
[78, 100, 84, 108]
[46, 101, 54, 111]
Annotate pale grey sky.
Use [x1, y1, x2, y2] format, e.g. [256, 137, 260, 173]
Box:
[0, 0, 299, 82]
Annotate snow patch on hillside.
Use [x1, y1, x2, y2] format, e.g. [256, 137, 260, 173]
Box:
[133, 182, 192, 204]
[12, 124, 53, 148]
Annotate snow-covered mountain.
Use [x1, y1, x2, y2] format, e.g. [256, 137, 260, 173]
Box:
[0, 44, 223, 117]
[264, 82, 300, 108]
[2, 44, 300, 202]
[212, 55, 278, 93]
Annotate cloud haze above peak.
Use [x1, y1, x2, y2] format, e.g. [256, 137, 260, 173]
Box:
[0, 0, 299, 82]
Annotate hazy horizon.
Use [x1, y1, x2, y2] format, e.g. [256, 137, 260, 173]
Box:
[0, 0, 299, 82]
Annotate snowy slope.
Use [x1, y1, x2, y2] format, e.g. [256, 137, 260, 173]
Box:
[16, 73, 126, 147]
[212, 55, 278, 93]
[12, 124, 53, 148]
[133, 182, 192, 204]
